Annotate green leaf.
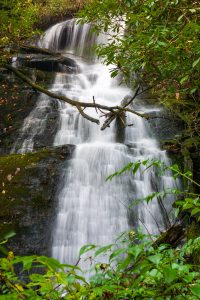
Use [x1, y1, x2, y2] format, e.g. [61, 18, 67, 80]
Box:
[180, 75, 189, 84]
[74, 274, 87, 283]
[148, 254, 162, 265]
[132, 162, 141, 175]
[175, 207, 180, 217]
[79, 244, 96, 257]
[0, 245, 8, 255]
[190, 87, 198, 94]
[117, 254, 132, 270]
[128, 245, 143, 259]
[189, 9, 196, 13]
[190, 285, 200, 297]
[0, 295, 18, 300]
[66, 275, 76, 284]
[144, 192, 159, 203]
[111, 69, 118, 77]
[163, 267, 177, 284]
[171, 164, 180, 172]
[178, 14, 185, 21]
[94, 244, 113, 257]
[157, 41, 167, 46]
[109, 248, 127, 261]
[22, 256, 35, 271]
[191, 208, 200, 216]
[192, 57, 200, 68]
[37, 256, 62, 270]
[0, 230, 16, 242]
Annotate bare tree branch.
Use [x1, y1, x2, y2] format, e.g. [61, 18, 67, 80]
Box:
[76, 105, 99, 124]
[101, 112, 116, 130]
[5, 64, 153, 129]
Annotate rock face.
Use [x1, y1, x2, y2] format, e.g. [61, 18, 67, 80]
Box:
[147, 110, 183, 140]
[0, 67, 61, 155]
[0, 52, 78, 256]
[0, 145, 75, 256]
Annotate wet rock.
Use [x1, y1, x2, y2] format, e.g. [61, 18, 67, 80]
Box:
[146, 110, 184, 140]
[0, 69, 59, 155]
[0, 145, 75, 256]
[16, 53, 79, 73]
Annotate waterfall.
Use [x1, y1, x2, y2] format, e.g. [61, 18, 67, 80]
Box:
[13, 19, 177, 267]
[11, 94, 53, 153]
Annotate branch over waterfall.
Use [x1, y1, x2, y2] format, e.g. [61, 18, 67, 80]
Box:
[5, 64, 153, 129]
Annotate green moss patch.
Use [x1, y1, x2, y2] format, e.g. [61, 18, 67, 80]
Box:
[0, 149, 55, 223]
[0, 150, 50, 195]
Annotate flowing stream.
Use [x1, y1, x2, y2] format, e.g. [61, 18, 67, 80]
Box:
[13, 19, 176, 267]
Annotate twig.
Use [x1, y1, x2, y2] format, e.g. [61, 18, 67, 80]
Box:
[5, 64, 155, 127]
[76, 105, 99, 124]
[93, 96, 98, 114]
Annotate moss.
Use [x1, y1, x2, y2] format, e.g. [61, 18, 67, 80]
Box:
[0, 148, 51, 180]
[182, 137, 200, 151]
[1, 151, 41, 184]
[187, 221, 200, 265]
[32, 194, 48, 207]
[0, 149, 55, 216]
[0, 146, 68, 213]
[187, 222, 200, 240]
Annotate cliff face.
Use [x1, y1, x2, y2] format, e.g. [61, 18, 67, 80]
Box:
[0, 53, 77, 255]
[0, 145, 75, 256]
[0, 66, 61, 155]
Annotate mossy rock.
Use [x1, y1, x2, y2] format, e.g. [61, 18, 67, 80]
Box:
[187, 221, 200, 265]
[0, 145, 74, 256]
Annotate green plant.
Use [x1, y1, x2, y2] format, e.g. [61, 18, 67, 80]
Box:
[1, 232, 200, 299]
[78, 0, 200, 139]
[1, 160, 200, 299]
[107, 159, 200, 223]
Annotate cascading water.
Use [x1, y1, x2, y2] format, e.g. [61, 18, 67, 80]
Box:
[11, 94, 53, 153]
[13, 19, 177, 268]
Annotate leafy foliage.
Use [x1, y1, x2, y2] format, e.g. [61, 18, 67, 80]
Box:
[1, 233, 200, 299]
[1, 162, 200, 299]
[79, 0, 200, 139]
[0, 0, 39, 47]
[0, 0, 88, 64]
[107, 159, 200, 222]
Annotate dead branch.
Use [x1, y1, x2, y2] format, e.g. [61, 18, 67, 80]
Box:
[121, 86, 141, 108]
[76, 105, 99, 124]
[101, 112, 116, 130]
[5, 64, 153, 129]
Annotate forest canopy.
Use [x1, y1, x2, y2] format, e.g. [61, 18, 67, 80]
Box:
[79, 0, 200, 141]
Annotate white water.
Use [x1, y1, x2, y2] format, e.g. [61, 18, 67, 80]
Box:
[11, 94, 53, 153]
[13, 19, 177, 267]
